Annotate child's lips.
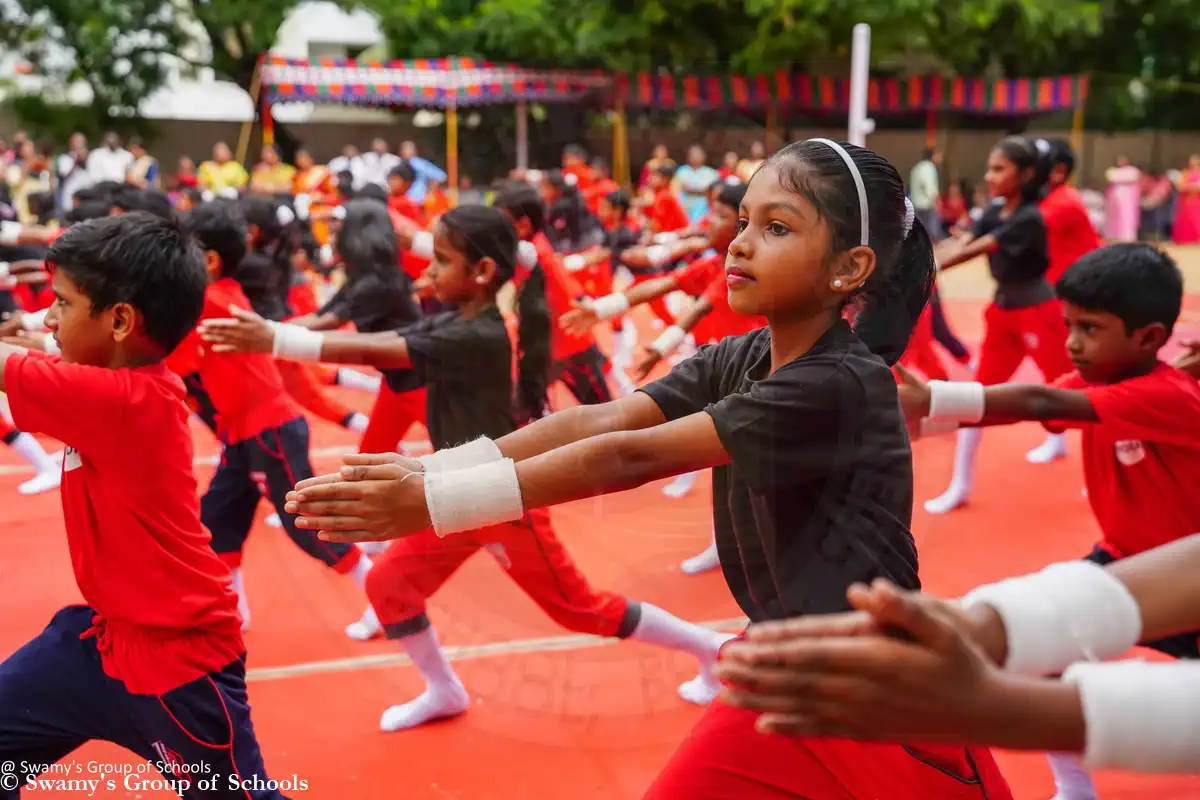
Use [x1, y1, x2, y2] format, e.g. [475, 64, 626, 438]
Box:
[726, 264, 754, 284]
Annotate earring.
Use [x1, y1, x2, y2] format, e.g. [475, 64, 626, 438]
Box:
[477, 277, 487, 284]
[833, 279, 843, 288]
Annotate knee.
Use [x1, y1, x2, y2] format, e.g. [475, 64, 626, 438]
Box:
[534, 593, 628, 638]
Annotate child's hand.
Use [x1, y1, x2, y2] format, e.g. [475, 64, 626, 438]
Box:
[1, 331, 48, 351]
[197, 306, 275, 354]
[630, 349, 662, 382]
[716, 579, 1015, 744]
[0, 312, 26, 338]
[1172, 338, 1200, 379]
[559, 301, 599, 337]
[894, 364, 932, 428]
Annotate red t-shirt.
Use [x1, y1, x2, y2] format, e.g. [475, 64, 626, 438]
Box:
[167, 278, 302, 443]
[1049, 363, 1200, 557]
[648, 189, 689, 234]
[388, 202, 430, 281]
[672, 253, 765, 344]
[584, 178, 620, 216]
[532, 233, 595, 361]
[1040, 185, 1102, 285]
[5, 353, 244, 695]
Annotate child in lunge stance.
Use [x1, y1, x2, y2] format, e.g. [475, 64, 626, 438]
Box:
[900, 242, 1200, 800]
[924, 136, 1074, 514]
[170, 200, 374, 633]
[0, 213, 286, 799]
[285, 139, 1014, 799]
[199, 205, 732, 733]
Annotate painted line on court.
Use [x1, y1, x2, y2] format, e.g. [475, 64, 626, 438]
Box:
[245, 618, 747, 683]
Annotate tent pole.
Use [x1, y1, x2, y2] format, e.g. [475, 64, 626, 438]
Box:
[447, 99, 459, 205]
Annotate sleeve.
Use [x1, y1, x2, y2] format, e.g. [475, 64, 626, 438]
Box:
[700, 276, 727, 306]
[672, 256, 719, 296]
[1040, 371, 1088, 432]
[638, 340, 726, 421]
[705, 358, 863, 491]
[317, 283, 353, 322]
[5, 352, 127, 454]
[1080, 370, 1200, 446]
[992, 205, 1045, 250]
[403, 317, 484, 384]
[971, 206, 998, 238]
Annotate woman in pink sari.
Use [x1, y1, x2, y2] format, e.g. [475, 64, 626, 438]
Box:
[1172, 155, 1200, 244]
[1104, 155, 1141, 241]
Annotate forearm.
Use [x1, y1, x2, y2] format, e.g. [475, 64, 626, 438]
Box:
[988, 676, 1087, 753]
[623, 276, 679, 306]
[978, 384, 1098, 425]
[673, 296, 712, 334]
[1106, 533, 1200, 642]
[496, 393, 666, 463]
[315, 331, 411, 369]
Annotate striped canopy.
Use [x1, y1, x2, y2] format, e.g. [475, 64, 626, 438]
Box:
[262, 56, 609, 108]
[261, 56, 1088, 114]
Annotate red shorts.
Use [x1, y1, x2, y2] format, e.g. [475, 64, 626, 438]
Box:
[358, 385, 427, 454]
[976, 298, 1072, 386]
[643, 702, 1013, 800]
[898, 305, 948, 381]
[365, 507, 631, 637]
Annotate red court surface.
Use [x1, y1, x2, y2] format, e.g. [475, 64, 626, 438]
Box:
[2, 298, 1199, 799]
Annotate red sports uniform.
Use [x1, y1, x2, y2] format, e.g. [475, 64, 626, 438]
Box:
[1040, 184, 1103, 286]
[670, 252, 766, 344]
[898, 305, 949, 381]
[971, 202, 1073, 386]
[5, 352, 244, 694]
[647, 189, 689, 234]
[1050, 363, 1200, 558]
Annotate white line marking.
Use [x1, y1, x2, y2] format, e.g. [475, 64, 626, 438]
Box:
[245, 618, 746, 682]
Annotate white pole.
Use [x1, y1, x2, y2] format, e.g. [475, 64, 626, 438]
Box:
[516, 100, 529, 171]
[848, 23, 874, 146]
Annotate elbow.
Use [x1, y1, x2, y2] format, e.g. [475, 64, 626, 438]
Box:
[594, 431, 671, 491]
[1025, 385, 1069, 420]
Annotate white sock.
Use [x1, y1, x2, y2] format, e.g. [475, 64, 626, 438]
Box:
[345, 605, 383, 641]
[629, 603, 734, 706]
[348, 552, 372, 589]
[680, 538, 720, 575]
[1046, 753, 1099, 800]
[662, 471, 698, 499]
[380, 626, 470, 732]
[337, 368, 381, 393]
[230, 567, 251, 632]
[346, 412, 370, 433]
[1026, 432, 1067, 464]
[924, 426, 981, 515]
[10, 432, 57, 473]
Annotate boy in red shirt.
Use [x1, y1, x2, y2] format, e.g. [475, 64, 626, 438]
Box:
[170, 201, 373, 633]
[642, 164, 690, 235]
[902, 242, 1200, 800]
[0, 213, 287, 797]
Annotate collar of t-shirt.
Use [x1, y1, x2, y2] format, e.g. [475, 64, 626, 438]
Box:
[743, 319, 852, 384]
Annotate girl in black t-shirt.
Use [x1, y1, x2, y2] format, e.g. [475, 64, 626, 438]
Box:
[923, 136, 1074, 515]
[286, 140, 1015, 800]
[200, 205, 733, 734]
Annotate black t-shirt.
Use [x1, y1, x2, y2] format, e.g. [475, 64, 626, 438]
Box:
[640, 321, 919, 622]
[400, 305, 516, 451]
[235, 252, 290, 322]
[973, 201, 1053, 308]
[606, 225, 640, 264]
[320, 272, 423, 392]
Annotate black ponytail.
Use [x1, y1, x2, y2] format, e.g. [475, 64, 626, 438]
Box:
[852, 214, 936, 365]
[767, 139, 935, 366]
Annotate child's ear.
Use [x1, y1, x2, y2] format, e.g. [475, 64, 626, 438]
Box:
[204, 250, 222, 280]
[1134, 321, 1169, 353]
[829, 246, 876, 297]
[474, 257, 498, 286]
[110, 302, 137, 343]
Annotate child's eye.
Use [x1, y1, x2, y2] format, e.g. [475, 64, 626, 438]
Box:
[766, 222, 790, 236]
[735, 218, 749, 233]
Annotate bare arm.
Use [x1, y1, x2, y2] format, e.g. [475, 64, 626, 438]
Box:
[198, 307, 413, 368]
[619, 237, 707, 269]
[0, 342, 29, 392]
[495, 391, 667, 463]
[935, 233, 997, 271]
[897, 366, 1098, 428]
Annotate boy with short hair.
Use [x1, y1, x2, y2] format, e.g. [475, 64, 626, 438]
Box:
[902, 242, 1200, 800]
[171, 200, 373, 632]
[0, 212, 287, 798]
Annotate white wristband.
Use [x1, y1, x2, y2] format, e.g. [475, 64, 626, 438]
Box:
[424, 459, 525, 537]
[411, 231, 434, 260]
[0, 221, 20, 245]
[418, 437, 504, 473]
[294, 193, 312, 220]
[960, 560, 1142, 676]
[21, 308, 48, 331]
[0, 262, 8, 279]
[591, 293, 630, 321]
[646, 244, 673, 267]
[917, 418, 959, 438]
[563, 254, 586, 272]
[651, 325, 687, 356]
[43, 333, 59, 355]
[1065, 660, 1200, 773]
[518, 241, 538, 269]
[271, 323, 325, 362]
[927, 380, 986, 424]
[652, 231, 680, 244]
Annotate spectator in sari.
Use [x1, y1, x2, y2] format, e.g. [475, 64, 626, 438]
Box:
[125, 139, 160, 190]
[293, 146, 338, 245]
[1103, 155, 1141, 241]
[673, 144, 719, 224]
[249, 144, 296, 195]
[735, 141, 766, 183]
[197, 142, 248, 197]
[399, 140, 446, 204]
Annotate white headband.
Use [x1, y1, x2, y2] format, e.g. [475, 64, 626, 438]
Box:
[807, 138, 869, 247]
